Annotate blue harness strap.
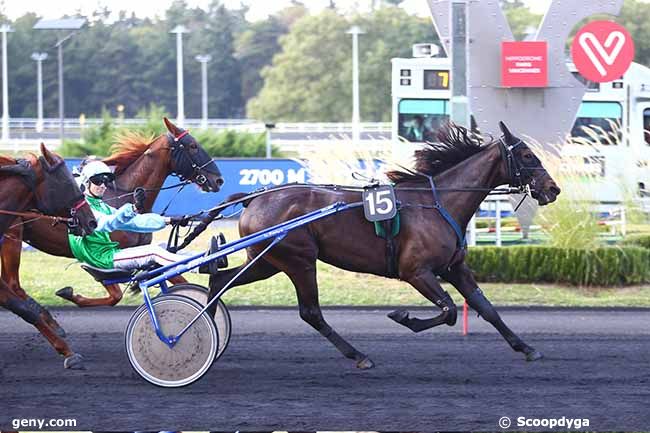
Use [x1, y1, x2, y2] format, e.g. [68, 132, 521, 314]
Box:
[428, 176, 466, 248]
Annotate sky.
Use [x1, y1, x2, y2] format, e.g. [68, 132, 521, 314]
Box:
[1, 0, 553, 22]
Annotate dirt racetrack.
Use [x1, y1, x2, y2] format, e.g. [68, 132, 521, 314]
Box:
[1, 307, 649, 431]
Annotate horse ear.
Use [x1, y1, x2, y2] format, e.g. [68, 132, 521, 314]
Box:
[163, 117, 180, 135]
[39, 143, 56, 167]
[499, 121, 514, 142]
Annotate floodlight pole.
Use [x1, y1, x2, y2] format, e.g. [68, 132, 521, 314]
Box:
[347, 26, 364, 146]
[1, 24, 13, 144]
[195, 54, 212, 130]
[55, 32, 76, 146]
[31, 52, 48, 133]
[171, 25, 189, 128]
[33, 18, 85, 146]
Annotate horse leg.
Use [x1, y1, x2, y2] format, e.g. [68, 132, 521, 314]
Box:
[0, 283, 85, 369]
[285, 266, 374, 369]
[440, 261, 543, 362]
[1, 224, 67, 337]
[387, 269, 457, 332]
[56, 283, 123, 307]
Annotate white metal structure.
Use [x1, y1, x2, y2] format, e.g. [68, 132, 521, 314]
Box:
[1, 24, 13, 144]
[391, 54, 650, 203]
[170, 25, 189, 127]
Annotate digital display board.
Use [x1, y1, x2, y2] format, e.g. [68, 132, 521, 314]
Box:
[423, 70, 449, 90]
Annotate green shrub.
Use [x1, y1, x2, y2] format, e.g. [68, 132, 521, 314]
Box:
[466, 245, 650, 286]
[194, 129, 281, 157]
[621, 233, 650, 249]
[58, 104, 282, 158]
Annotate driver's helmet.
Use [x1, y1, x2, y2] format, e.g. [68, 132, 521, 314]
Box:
[80, 160, 115, 191]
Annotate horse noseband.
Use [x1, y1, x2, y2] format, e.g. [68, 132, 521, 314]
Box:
[67, 198, 90, 229]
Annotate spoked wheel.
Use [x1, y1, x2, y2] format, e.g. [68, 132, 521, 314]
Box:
[125, 294, 218, 387]
[165, 283, 232, 360]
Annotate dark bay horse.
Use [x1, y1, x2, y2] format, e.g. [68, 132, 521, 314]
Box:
[0, 144, 97, 369]
[0, 118, 223, 368]
[208, 122, 560, 368]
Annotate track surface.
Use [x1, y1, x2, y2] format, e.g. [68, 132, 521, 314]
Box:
[1, 307, 649, 431]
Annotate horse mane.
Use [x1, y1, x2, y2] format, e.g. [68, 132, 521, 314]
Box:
[386, 123, 489, 183]
[102, 131, 159, 175]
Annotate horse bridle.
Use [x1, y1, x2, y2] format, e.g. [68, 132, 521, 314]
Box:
[497, 136, 529, 189]
[166, 130, 216, 186]
[8, 157, 90, 229]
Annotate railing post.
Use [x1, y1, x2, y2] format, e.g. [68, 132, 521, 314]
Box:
[621, 205, 626, 237]
[468, 213, 476, 247]
[495, 199, 502, 247]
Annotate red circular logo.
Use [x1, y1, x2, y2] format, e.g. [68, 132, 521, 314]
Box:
[571, 20, 635, 83]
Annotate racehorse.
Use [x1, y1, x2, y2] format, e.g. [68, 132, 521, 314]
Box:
[0, 118, 223, 368]
[0, 144, 97, 368]
[207, 122, 561, 368]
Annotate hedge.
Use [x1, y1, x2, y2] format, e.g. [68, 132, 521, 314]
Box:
[466, 245, 650, 286]
[620, 233, 650, 249]
[58, 105, 281, 158]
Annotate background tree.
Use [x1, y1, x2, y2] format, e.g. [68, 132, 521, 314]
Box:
[247, 10, 350, 122]
[617, 0, 650, 66]
[235, 3, 308, 104]
[247, 7, 436, 122]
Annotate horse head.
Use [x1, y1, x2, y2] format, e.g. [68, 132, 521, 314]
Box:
[498, 121, 561, 206]
[163, 117, 224, 192]
[36, 144, 97, 236]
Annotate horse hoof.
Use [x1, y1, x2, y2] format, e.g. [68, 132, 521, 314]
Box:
[526, 350, 543, 362]
[64, 353, 86, 370]
[356, 357, 375, 369]
[56, 287, 74, 302]
[445, 308, 457, 326]
[387, 309, 409, 324]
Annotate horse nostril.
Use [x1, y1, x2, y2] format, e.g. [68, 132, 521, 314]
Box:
[216, 177, 225, 187]
[550, 185, 561, 195]
[89, 220, 98, 230]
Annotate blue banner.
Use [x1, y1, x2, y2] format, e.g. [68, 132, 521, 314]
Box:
[66, 158, 308, 215]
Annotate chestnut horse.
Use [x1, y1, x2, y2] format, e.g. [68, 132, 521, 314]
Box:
[0, 118, 223, 369]
[0, 144, 97, 369]
[207, 122, 561, 368]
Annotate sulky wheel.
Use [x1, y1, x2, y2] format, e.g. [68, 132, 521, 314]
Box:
[165, 283, 232, 360]
[125, 294, 218, 387]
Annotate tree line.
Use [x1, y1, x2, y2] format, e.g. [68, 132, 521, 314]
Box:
[1, 0, 649, 122]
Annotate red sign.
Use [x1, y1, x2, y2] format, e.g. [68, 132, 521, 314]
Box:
[501, 41, 548, 87]
[571, 20, 634, 83]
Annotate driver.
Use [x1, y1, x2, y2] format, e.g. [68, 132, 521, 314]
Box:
[68, 160, 216, 273]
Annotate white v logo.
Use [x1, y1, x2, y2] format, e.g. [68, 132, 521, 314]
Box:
[578, 31, 626, 76]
